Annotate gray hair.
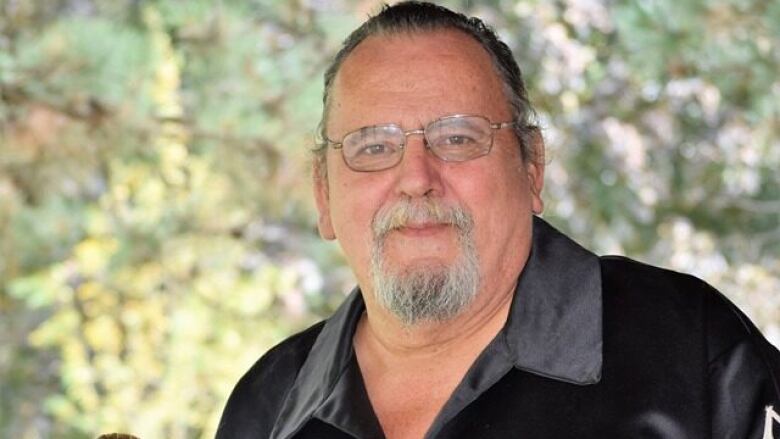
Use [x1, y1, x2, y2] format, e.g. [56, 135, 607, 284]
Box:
[313, 1, 539, 180]
[370, 197, 479, 325]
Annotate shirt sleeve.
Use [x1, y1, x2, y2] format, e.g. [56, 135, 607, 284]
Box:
[707, 290, 780, 439]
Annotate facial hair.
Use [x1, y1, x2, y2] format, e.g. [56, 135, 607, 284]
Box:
[369, 198, 480, 326]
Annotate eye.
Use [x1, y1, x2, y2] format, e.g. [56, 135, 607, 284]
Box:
[356, 142, 393, 156]
[441, 135, 476, 146]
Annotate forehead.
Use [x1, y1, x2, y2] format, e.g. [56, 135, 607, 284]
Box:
[328, 29, 512, 133]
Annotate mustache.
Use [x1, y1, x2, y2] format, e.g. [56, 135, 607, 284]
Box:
[372, 198, 474, 240]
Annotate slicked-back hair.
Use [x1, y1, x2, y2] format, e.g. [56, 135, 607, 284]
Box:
[313, 1, 539, 179]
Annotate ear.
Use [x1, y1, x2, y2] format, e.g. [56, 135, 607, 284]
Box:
[526, 128, 545, 215]
[313, 165, 336, 240]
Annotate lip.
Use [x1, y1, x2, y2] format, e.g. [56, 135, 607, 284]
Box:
[394, 223, 450, 237]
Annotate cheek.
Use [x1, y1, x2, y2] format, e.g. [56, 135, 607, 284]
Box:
[328, 177, 383, 248]
[454, 156, 527, 207]
[453, 160, 529, 236]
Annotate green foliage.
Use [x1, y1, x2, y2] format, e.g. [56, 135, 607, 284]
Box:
[1, 0, 778, 437]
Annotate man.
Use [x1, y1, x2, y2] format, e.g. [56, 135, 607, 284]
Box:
[217, 2, 780, 438]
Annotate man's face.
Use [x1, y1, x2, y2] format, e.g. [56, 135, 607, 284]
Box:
[315, 30, 544, 322]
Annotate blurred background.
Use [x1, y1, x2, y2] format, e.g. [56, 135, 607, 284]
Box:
[0, 0, 778, 437]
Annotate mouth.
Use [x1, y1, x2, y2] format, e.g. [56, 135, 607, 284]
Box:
[394, 223, 451, 237]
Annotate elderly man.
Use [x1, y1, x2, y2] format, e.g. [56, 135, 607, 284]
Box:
[218, 2, 780, 438]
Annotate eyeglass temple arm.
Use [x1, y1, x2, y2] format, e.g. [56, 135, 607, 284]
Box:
[324, 139, 344, 149]
[491, 121, 516, 129]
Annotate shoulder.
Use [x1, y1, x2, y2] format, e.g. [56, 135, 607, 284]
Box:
[599, 254, 714, 303]
[599, 255, 777, 361]
[599, 256, 780, 389]
[215, 320, 326, 439]
[598, 255, 715, 345]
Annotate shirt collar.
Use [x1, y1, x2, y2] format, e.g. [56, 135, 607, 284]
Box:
[270, 216, 602, 439]
[270, 286, 365, 439]
[503, 216, 602, 384]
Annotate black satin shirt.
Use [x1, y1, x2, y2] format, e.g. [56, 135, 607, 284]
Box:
[217, 217, 780, 438]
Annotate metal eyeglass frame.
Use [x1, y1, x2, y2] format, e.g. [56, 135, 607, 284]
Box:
[323, 114, 516, 172]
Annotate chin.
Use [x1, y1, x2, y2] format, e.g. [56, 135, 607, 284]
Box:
[389, 256, 453, 274]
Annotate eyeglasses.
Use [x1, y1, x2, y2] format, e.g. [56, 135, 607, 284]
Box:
[323, 114, 515, 172]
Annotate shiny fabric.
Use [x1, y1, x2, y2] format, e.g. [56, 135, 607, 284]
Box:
[217, 217, 780, 438]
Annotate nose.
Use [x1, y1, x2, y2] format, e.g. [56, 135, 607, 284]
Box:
[394, 134, 443, 198]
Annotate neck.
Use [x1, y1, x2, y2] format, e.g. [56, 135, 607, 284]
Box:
[352, 238, 530, 439]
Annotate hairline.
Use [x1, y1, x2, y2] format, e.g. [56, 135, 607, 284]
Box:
[313, 11, 539, 181]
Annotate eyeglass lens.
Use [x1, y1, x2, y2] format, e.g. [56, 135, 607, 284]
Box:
[341, 116, 495, 171]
